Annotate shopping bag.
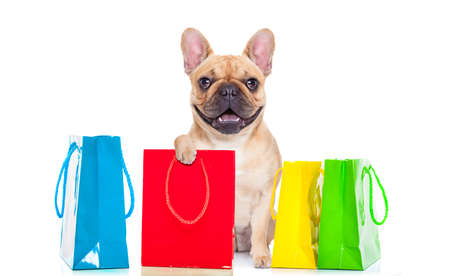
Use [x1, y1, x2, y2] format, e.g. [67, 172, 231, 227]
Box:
[317, 159, 388, 270]
[141, 149, 235, 269]
[270, 161, 322, 269]
[54, 135, 135, 270]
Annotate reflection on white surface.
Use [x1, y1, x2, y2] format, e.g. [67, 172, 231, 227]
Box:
[58, 252, 387, 276]
[60, 260, 129, 276]
[313, 262, 381, 275]
[232, 253, 384, 276]
[142, 267, 233, 276]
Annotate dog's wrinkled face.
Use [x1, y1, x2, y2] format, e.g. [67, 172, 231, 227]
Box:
[190, 55, 266, 135]
[181, 28, 275, 135]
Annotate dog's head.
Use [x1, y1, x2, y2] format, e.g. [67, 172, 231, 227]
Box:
[181, 28, 275, 135]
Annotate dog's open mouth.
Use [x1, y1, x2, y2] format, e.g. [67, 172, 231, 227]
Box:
[194, 106, 263, 134]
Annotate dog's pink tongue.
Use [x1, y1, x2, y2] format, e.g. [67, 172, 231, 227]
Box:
[220, 113, 240, 122]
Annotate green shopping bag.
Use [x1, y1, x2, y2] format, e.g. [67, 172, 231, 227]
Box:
[317, 159, 388, 270]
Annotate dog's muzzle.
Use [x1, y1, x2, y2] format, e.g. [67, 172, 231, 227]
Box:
[195, 83, 263, 135]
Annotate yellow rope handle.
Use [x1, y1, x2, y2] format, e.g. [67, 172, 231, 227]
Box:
[313, 167, 325, 222]
[270, 167, 282, 221]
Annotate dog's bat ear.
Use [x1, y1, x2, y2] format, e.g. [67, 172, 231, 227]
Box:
[243, 28, 275, 76]
[181, 28, 213, 75]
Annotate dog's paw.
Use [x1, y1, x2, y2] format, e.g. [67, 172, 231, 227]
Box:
[176, 147, 196, 165]
[250, 246, 271, 268]
[174, 135, 197, 165]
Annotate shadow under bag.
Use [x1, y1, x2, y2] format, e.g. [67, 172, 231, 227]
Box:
[54, 135, 135, 270]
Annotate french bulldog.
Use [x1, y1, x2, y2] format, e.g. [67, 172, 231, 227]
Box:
[174, 28, 281, 268]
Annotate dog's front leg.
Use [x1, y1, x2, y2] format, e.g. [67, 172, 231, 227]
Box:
[174, 134, 196, 164]
[250, 188, 273, 268]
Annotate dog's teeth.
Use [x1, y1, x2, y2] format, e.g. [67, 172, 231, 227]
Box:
[220, 114, 241, 122]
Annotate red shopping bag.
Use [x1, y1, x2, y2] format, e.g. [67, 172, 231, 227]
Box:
[142, 149, 235, 269]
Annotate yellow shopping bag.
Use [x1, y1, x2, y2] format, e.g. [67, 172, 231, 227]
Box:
[270, 161, 322, 269]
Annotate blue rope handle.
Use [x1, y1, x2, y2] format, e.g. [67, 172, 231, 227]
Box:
[55, 141, 134, 219]
[54, 142, 79, 218]
[122, 154, 135, 219]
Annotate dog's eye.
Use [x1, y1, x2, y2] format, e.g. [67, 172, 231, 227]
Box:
[198, 77, 212, 90]
[246, 78, 258, 91]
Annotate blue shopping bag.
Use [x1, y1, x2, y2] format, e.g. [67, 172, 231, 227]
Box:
[54, 136, 135, 270]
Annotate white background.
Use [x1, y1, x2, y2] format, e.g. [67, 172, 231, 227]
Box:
[1, 1, 449, 276]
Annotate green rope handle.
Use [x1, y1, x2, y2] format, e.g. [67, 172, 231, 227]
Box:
[361, 165, 388, 225]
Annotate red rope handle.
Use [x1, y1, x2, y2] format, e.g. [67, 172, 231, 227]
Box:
[165, 156, 210, 225]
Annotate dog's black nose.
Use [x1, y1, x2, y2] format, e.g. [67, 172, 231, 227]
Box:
[219, 83, 238, 98]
